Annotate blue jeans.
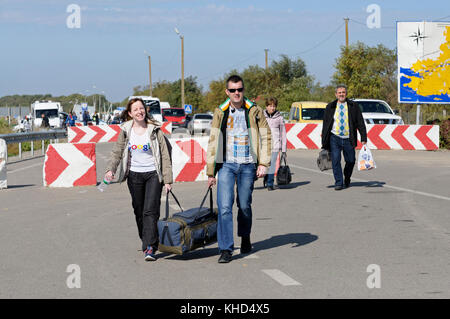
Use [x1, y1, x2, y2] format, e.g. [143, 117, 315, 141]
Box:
[217, 162, 256, 252]
[266, 151, 279, 187]
[330, 134, 355, 187]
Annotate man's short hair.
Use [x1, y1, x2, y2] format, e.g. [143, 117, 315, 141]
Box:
[335, 84, 347, 92]
[226, 75, 244, 89]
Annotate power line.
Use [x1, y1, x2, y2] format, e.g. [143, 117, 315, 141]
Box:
[348, 18, 395, 29]
[434, 14, 450, 21]
[292, 21, 345, 57]
[197, 51, 261, 82]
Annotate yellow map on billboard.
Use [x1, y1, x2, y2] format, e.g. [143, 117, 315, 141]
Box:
[397, 21, 450, 103]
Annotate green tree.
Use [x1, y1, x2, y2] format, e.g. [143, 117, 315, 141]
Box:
[270, 54, 308, 85]
[332, 42, 397, 104]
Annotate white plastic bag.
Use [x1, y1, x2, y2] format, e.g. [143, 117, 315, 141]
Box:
[357, 145, 376, 171]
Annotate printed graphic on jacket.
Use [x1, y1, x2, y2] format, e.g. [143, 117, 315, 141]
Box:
[226, 108, 254, 164]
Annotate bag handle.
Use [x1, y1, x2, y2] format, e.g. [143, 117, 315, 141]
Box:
[164, 189, 183, 221]
[281, 152, 288, 166]
[197, 186, 213, 215]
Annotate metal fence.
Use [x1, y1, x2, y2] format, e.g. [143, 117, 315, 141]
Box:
[0, 130, 67, 162]
[0, 106, 31, 118]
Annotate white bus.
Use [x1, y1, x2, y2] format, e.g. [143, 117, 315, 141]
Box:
[128, 96, 163, 123]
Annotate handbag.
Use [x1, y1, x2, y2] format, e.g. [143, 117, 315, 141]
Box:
[276, 152, 292, 185]
[317, 149, 332, 171]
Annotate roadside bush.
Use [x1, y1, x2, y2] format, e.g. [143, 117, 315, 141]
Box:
[440, 119, 450, 150]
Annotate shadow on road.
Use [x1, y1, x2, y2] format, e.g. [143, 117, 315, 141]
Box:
[3, 184, 36, 189]
[160, 232, 318, 261]
[254, 181, 311, 190]
[326, 181, 386, 188]
[278, 181, 310, 189]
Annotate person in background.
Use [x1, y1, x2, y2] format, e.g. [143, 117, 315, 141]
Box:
[83, 111, 90, 126]
[263, 97, 287, 191]
[321, 84, 367, 190]
[104, 98, 173, 261]
[92, 112, 100, 125]
[40, 113, 49, 129]
[66, 112, 77, 127]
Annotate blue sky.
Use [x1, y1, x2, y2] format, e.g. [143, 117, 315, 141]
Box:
[1, 0, 449, 103]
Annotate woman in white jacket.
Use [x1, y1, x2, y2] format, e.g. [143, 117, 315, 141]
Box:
[263, 97, 287, 190]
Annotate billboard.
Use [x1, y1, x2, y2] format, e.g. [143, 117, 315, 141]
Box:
[397, 21, 450, 104]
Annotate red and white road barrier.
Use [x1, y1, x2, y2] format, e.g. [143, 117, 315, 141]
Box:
[68, 125, 121, 143]
[68, 123, 172, 143]
[360, 124, 439, 151]
[285, 123, 322, 149]
[43, 143, 97, 187]
[285, 123, 439, 151]
[170, 136, 208, 182]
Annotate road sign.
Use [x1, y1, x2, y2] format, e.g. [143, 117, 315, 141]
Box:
[184, 104, 192, 114]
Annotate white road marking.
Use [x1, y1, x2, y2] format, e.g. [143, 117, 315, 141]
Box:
[236, 249, 259, 258]
[262, 269, 301, 286]
[7, 163, 43, 174]
[289, 163, 450, 201]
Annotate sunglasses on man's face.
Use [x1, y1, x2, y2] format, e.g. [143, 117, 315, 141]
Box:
[227, 87, 244, 93]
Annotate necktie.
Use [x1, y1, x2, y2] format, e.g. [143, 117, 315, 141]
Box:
[338, 104, 347, 136]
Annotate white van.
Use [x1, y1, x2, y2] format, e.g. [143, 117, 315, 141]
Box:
[353, 99, 404, 124]
[31, 101, 63, 128]
[160, 102, 171, 109]
[128, 96, 163, 123]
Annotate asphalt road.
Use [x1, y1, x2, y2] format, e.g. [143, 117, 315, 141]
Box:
[1, 144, 449, 299]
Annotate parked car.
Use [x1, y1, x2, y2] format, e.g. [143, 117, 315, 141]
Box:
[352, 99, 404, 124]
[289, 101, 327, 123]
[162, 108, 186, 129]
[188, 113, 213, 135]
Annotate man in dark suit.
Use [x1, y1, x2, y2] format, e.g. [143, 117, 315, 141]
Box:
[321, 85, 367, 190]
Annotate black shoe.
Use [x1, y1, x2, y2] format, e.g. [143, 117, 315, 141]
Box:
[263, 176, 268, 188]
[344, 178, 351, 188]
[334, 185, 343, 190]
[240, 236, 252, 254]
[268, 186, 275, 191]
[218, 250, 232, 263]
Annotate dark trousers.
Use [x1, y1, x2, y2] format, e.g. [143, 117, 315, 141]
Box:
[127, 170, 162, 251]
[330, 134, 355, 187]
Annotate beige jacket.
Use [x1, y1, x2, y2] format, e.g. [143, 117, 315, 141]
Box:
[105, 119, 173, 184]
[206, 98, 272, 177]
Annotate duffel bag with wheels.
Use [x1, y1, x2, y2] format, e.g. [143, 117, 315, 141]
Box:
[157, 187, 218, 255]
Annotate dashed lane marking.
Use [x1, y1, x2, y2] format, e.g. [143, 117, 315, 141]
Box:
[262, 269, 301, 286]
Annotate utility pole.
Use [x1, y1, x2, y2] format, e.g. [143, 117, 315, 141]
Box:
[175, 28, 185, 109]
[264, 49, 269, 70]
[181, 35, 185, 109]
[344, 18, 349, 48]
[148, 55, 152, 96]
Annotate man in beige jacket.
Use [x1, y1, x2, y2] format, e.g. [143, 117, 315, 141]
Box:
[207, 75, 271, 263]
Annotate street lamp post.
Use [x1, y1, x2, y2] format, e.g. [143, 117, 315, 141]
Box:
[144, 50, 152, 96]
[175, 27, 185, 109]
